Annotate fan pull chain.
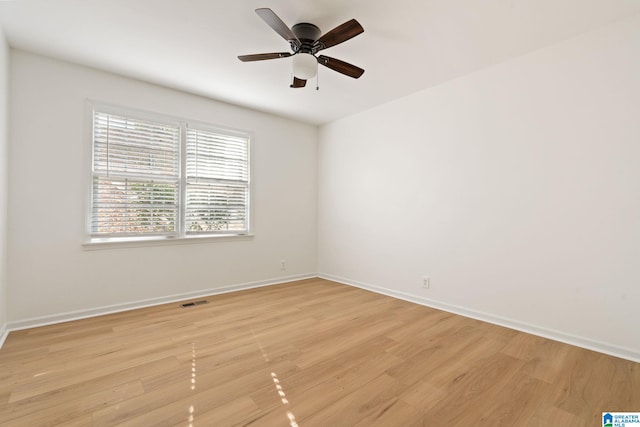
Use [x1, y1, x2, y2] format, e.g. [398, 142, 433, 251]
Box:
[316, 60, 320, 90]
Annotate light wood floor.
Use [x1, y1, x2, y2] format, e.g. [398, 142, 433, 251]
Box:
[0, 278, 638, 426]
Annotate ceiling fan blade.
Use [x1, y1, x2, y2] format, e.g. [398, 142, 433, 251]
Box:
[290, 77, 307, 88]
[255, 8, 301, 48]
[316, 19, 364, 51]
[318, 55, 364, 79]
[238, 52, 292, 62]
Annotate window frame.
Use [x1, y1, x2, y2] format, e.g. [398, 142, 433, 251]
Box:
[84, 101, 253, 248]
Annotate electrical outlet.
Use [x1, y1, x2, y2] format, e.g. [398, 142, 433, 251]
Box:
[280, 260, 286, 270]
[422, 276, 430, 289]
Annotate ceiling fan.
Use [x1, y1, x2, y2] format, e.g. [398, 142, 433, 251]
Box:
[238, 8, 364, 88]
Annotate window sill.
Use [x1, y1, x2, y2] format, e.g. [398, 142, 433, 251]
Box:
[82, 234, 255, 251]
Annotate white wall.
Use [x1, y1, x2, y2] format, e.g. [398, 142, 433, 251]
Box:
[318, 15, 640, 358]
[8, 50, 317, 323]
[0, 25, 8, 341]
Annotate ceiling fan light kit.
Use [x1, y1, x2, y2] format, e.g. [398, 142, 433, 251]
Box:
[238, 8, 364, 89]
[292, 53, 317, 79]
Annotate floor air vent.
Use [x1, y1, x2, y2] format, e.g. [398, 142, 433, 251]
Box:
[180, 300, 208, 308]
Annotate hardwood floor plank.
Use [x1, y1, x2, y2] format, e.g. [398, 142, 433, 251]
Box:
[0, 361, 174, 422]
[245, 352, 405, 425]
[7, 341, 181, 403]
[421, 352, 526, 423]
[398, 380, 446, 412]
[301, 373, 405, 426]
[177, 396, 261, 427]
[4, 381, 144, 427]
[0, 278, 637, 426]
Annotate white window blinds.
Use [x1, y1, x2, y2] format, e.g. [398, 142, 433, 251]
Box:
[185, 128, 249, 234]
[90, 107, 250, 241]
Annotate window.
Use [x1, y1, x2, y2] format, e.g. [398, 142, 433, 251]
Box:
[89, 105, 250, 243]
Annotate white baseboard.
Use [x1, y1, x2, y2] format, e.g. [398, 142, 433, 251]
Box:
[4, 273, 316, 335]
[319, 273, 640, 364]
[0, 323, 8, 349]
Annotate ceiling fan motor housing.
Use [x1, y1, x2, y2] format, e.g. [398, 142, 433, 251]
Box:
[291, 23, 322, 53]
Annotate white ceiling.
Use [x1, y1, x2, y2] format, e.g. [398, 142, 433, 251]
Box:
[1, 0, 639, 125]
